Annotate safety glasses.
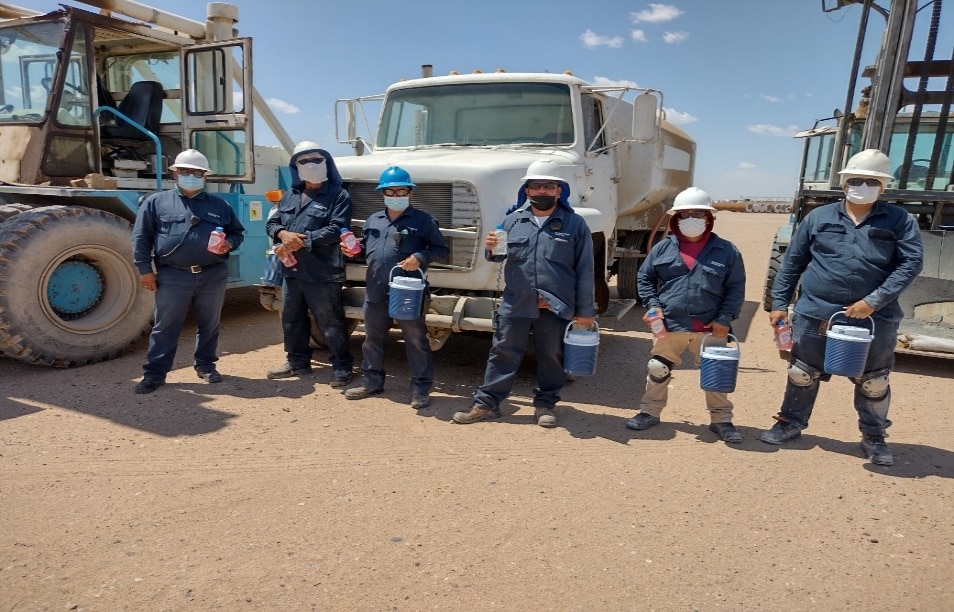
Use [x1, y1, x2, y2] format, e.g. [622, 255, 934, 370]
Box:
[382, 188, 411, 197]
[526, 181, 559, 191]
[845, 177, 883, 187]
[677, 211, 708, 219]
[296, 156, 324, 165]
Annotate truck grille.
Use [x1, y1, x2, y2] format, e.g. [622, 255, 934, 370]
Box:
[343, 181, 480, 270]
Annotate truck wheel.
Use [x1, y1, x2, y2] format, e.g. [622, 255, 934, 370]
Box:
[308, 316, 359, 349]
[0, 206, 152, 367]
[616, 233, 644, 300]
[0, 203, 33, 224]
[763, 234, 785, 312]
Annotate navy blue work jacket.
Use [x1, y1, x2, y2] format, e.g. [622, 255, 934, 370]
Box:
[360, 206, 449, 303]
[266, 184, 352, 283]
[637, 232, 746, 332]
[132, 188, 245, 274]
[771, 200, 923, 322]
[489, 202, 595, 320]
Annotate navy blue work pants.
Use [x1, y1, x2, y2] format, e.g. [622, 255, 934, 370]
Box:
[143, 263, 228, 378]
[473, 310, 569, 411]
[281, 277, 354, 372]
[358, 301, 434, 393]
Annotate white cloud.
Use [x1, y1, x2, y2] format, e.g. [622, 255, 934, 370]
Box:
[266, 97, 300, 114]
[580, 29, 624, 49]
[760, 94, 780, 103]
[663, 107, 697, 125]
[631, 4, 684, 23]
[592, 76, 639, 88]
[747, 123, 800, 137]
[631, 29, 648, 43]
[662, 31, 689, 44]
[738, 161, 757, 169]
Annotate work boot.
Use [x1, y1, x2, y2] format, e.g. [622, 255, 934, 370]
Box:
[452, 405, 500, 424]
[625, 412, 660, 430]
[329, 370, 353, 388]
[759, 420, 802, 445]
[344, 385, 382, 400]
[196, 368, 223, 383]
[134, 377, 165, 394]
[410, 392, 431, 409]
[860, 434, 894, 466]
[534, 407, 557, 428]
[709, 422, 743, 444]
[266, 362, 312, 379]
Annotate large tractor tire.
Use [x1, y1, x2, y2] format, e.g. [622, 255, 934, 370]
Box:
[762, 229, 788, 312]
[0, 203, 33, 224]
[0, 205, 153, 367]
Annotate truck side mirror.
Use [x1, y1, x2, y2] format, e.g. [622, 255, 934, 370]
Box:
[632, 93, 658, 143]
[346, 100, 358, 143]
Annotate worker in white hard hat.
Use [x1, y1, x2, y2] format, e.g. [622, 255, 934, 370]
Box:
[761, 148, 924, 466]
[264, 141, 355, 386]
[625, 186, 747, 443]
[453, 159, 596, 428]
[131, 149, 246, 393]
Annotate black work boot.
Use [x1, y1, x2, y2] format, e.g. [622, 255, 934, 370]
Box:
[759, 420, 802, 445]
[860, 434, 893, 466]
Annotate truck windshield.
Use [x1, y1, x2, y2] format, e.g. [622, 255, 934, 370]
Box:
[377, 81, 574, 147]
[0, 20, 66, 124]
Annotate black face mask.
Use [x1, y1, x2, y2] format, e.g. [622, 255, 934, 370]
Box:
[529, 196, 557, 211]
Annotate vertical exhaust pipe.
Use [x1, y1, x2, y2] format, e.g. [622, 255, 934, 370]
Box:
[421, 64, 433, 78]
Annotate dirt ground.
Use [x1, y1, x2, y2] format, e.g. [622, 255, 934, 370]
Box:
[2, 212, 952, 611]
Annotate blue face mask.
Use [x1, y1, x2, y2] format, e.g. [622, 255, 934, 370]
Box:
[177, 174, 205, 191]
[384, 196, 410, 211]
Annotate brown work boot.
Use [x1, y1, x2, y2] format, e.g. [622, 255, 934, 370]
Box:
[452, 405, 500, 424]
[534, 407, 557, 428]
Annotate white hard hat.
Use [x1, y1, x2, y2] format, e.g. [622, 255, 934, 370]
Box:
[170, 149, 211, 173]
[837, 149, 894, 180]
[669, 186, 717, 214]
[293, 140, 322, 157]
[521, 159, 567, 183]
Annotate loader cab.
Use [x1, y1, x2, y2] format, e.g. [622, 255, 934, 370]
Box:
[0, 7, 254, 190]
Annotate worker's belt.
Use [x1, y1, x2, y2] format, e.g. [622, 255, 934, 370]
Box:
[162, 263, 217, 274]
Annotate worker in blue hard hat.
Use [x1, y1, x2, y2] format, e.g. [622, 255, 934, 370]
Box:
[342, 166, 449, 409]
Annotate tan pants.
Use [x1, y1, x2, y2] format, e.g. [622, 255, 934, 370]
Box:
[638, 331, 734, 423]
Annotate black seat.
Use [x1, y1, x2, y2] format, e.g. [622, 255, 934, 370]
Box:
[101, 80, 163, 140]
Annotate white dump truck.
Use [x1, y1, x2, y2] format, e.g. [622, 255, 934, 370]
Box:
[272, 68, 695, 348]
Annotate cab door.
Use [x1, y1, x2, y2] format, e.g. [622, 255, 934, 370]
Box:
[181, 38, 254, 182]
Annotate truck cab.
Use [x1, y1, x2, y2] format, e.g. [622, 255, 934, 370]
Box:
[324, 69, 695, 348]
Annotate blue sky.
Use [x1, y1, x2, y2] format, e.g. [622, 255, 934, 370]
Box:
[30, 1, 888, 199]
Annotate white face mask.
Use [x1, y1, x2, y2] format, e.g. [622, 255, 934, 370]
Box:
[678, 217, 707, 238]
[298, 161, 328, 184]
[384, 196, 410, 212]
[845, 183, 881, 205]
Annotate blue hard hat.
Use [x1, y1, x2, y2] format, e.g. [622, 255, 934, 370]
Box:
[376, 166, 417, 190]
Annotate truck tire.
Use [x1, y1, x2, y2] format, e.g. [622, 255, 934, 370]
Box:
[308, 316, 359, 349]
[0, 203, 33, 224]
[763, 234, 785, 312]
[0, 206, 152, 367]
[616, 233, 643, 300]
